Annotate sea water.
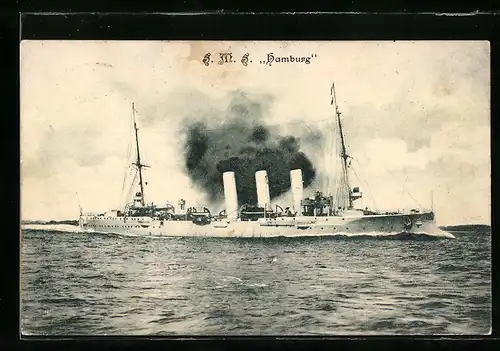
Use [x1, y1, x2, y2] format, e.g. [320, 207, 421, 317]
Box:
[20, 226, 491, 335]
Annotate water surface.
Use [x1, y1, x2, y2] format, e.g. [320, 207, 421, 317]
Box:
[20, 227, 491, 335]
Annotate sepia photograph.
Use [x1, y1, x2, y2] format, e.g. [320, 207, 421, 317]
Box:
[20, 40, 491, 335]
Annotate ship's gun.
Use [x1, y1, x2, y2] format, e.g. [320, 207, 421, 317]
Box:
[187, 207, 212, 225]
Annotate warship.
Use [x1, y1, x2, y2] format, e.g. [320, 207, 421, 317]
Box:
[78, 83, 448, 238]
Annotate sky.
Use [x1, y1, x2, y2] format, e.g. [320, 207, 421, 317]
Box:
[20, 40, 490, 225]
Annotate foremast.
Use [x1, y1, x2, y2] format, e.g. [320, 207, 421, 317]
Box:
[131, 102, 149, 206]
[330, 82, 361, 210]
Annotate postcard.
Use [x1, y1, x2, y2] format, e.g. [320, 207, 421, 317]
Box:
[20, 40, 491, 336]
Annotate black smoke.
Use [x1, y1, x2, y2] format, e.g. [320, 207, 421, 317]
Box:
[183, 91, 318, 206]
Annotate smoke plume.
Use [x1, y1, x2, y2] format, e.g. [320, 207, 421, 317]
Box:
[182, 91, 318, 206]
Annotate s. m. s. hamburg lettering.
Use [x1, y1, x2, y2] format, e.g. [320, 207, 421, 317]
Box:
[202, 52, 318, 67]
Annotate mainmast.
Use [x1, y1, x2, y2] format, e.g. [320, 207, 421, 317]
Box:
[330, 82, 352, 209]
[131, 102, 148, 206]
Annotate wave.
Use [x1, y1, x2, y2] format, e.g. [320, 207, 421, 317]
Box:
[20, 224, 180, 239]
[21, 224, 455, 240]
[323, 229, 455, 239]
[323, 231, 455, 240]
[21, 224, 83, 234]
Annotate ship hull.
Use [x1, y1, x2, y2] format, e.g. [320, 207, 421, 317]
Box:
[79, 211, 454, 238]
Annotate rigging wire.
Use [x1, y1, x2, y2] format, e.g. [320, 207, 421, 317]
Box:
[382, 165, 423, 209]
[123, 169, 138, 208]
[120, 167, 134, 207]
[322, 119, 331, 196]
[120, 153, 133, 195]
[120, 112, 135, 206]
[331, 120, 340, 209]
[350, 159, 378, 211]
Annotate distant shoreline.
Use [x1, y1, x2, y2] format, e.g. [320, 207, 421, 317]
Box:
[438, 224, 491, 233]
[21, 220, 491, 232]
